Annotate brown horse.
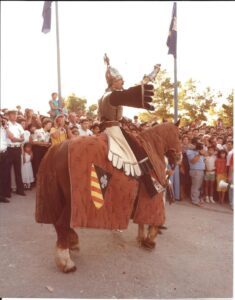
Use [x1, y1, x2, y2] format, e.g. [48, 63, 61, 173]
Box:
[35, 122, 181, 273]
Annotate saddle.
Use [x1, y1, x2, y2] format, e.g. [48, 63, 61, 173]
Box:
[101, 121, 165, 198]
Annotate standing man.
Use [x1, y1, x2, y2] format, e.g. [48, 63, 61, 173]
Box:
[0, 114, 11, 202]
[186, 138, 206, 207]
[6, 109, 25, 196]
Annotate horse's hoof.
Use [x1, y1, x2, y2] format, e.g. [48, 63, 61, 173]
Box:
[141, 238, 156, 250]
[158, 225, 167, 230]
[55, 247, 77, 273]
[63, 265, 77, 273]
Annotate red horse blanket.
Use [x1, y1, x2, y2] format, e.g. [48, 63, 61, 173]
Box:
[68, 133, 139, 229]
[36, 133, 165, 229]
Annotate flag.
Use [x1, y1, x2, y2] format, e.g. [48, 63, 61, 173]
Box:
[90, 164, 104, 209]
[167, 2, 177, 58]
[42, 1, 52, 34]
[90, 164, 111, 209]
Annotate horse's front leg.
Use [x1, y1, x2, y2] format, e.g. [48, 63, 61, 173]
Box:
[69, 228, 80, 251]
[54, 224, 77, 273]
[147, 225, 158, 247]
[137, 224, 146, 245]
[140, 225, 158, 250]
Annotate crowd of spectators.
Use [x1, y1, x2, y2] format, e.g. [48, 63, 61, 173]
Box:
[0, 94, 233, 210]
[174, 118, 233, 210]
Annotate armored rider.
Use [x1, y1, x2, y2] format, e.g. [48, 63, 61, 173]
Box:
[97, 54, 162, 197]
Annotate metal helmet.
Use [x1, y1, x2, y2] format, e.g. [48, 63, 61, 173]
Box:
[104, 53, 123, 87]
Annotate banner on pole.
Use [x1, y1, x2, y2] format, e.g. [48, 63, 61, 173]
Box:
[42, 1, 52, 34]
[167, 2, 177, 58]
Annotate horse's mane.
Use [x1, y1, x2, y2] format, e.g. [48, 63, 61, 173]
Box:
[142, 122, 176, 135]
[140, 122, 178, 150]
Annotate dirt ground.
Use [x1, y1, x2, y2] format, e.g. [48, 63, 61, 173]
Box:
[0, 189, 233, 299]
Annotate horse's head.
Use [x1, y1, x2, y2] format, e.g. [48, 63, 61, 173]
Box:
[163, 120, 182, 169]
[165, 148, 182, 170]
[138, 120, 182, 186]
[143, 120, 182, 167]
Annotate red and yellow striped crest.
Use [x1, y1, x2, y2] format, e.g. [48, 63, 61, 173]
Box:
[90, 164, 104, 209]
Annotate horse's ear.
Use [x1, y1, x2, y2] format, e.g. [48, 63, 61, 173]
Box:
[174, 119, 181, 127]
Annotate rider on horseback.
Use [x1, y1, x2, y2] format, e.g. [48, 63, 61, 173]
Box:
[98, 54, 163, 197]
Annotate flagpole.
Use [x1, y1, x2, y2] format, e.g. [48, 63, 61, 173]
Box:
[173, 1, 178, 123]
[166, 2, 178, 123]
[55, 1, 62, 108]
[174, 55, 178, 122]
[0, 1, 1, 107]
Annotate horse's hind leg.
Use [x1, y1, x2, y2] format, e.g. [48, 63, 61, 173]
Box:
[53, 142, 77, 273]
[54, 224, 77, 273]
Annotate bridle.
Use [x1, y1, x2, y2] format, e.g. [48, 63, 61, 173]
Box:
[165, 148, 182, 170]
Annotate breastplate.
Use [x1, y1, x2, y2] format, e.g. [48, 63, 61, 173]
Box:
[98, 92, 123, 121]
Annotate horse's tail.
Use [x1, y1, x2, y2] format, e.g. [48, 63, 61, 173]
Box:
[35, 143, 64, 224]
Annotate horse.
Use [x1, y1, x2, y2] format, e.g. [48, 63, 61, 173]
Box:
[35, 121, 181, 273]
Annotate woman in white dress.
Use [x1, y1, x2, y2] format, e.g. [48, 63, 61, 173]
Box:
[21, 143, 34, 189]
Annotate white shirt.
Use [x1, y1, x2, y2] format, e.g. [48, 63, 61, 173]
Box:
[79, 128, 93, 136]
[7, 121, 24, 147]
[68, 122, 80, 129]
[33, 128, 50, 143]
[205, 155, 216, 172]
[0, 126, 8, 152]
[23, 130, 30, 144]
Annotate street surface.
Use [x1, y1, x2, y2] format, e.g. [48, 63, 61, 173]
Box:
[0, 189, 233, 298]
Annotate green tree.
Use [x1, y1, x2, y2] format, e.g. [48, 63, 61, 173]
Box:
[86, 104, 98, 120]
[179, 80, 219, 125]
[65, 93, 87, 113]
[139, 69, 176, 123]
[218, 90, 234, 127]
[139, 73, 222, 126]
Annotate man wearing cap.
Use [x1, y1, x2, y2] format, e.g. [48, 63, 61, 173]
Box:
[6, 109, 25, 196]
